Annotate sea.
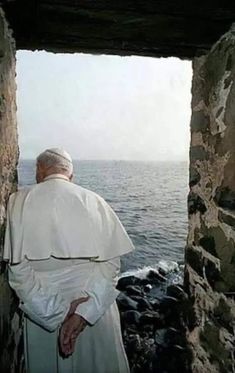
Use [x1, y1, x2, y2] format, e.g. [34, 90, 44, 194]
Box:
[18, 160, 189, 275]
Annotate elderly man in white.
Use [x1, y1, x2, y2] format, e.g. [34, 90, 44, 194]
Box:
[3, 148, 134, 373]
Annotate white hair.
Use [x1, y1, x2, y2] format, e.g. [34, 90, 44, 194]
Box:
[36, 148, 73, 176]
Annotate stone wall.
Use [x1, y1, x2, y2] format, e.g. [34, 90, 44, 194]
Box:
[186, 26, 235, 373]
[0, 7, 22, 373]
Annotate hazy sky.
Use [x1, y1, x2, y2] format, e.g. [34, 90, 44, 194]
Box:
[16, 51, 192, 161]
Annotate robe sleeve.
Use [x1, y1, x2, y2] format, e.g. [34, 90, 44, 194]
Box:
[8, 259, 70, 332]
[75, 258, 120, 325]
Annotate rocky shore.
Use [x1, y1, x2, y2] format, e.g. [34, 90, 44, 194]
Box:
[117, 262, 193, 373]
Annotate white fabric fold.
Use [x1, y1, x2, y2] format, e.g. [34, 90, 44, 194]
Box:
[3, 177, 135, 264]
[75, 259, 120, 325]
[8, 259, 70, 332]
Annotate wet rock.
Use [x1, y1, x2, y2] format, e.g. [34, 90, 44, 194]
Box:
[155, 328, 168, 347]
[131, 296, 153, 311]
[139, 311, 162, 326]
[125, 285, 142, 297]
[147, 269, 167, 283]
[167, 285, 188, 301]
[117, 275, 140, 291]
[165, 327, 187, 347]
[150, 299, 160, 311]
[116, 293, 138, 311]
[159, 296, 179, 313]
[122, 310, 141, 325]
[144, 284, 152, 292]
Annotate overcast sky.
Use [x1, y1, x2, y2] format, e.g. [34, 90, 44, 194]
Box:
[16, 51, 192, 161]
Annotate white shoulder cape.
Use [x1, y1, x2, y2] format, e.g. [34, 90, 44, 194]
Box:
[3, 179, 135, 264]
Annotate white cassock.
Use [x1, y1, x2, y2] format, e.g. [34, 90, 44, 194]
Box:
[3, 174, 135, 373]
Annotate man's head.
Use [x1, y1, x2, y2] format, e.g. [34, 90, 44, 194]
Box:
[36, 148, 73, 183]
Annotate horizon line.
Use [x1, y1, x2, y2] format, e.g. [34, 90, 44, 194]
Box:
[19, 158, 189, 162]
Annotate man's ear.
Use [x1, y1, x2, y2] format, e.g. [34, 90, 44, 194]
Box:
[69, 173, 73, 181]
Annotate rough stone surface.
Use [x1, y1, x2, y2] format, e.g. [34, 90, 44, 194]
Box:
[185, 26, 235, 372]
[0, 7, 21, 373]
[2, 1, 235, 58]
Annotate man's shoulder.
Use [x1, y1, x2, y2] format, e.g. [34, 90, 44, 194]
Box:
[71, 183, 105, 204]
[10, 185, 33, 198]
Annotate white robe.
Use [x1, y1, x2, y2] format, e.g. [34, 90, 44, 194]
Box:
[4, 175, 134, 373]
[9, 257, 129, 373]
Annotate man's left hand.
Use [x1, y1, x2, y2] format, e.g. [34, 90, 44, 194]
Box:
[59, 314, 87, 356]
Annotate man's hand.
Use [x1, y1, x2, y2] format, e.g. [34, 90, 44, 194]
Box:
[59, 314, 87, 356]
[64, 296, 89, 322]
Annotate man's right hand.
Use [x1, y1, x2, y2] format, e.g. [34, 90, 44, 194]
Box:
[60, 314, 87, 356]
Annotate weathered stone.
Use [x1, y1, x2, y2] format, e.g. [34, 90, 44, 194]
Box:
[186, 26, 235, 372]
[0, 8, 20, 373]
[190, 146, 208, 161]
[199, 236, 218, 257]
[215, 187, 235, 210]
[218, 210, 235, 228]
[189, 165, 201, 188]
[185, 246, 204, 277]
[188, 192, 207, 215]
[191, 111, 209, 133]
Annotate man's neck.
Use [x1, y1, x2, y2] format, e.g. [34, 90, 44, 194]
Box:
[43, 173, 70, 182]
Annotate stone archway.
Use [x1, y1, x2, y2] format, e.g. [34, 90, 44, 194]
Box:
[0, 5, 235, 372]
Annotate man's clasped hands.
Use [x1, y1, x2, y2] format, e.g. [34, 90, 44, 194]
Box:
[59, 296, 89, 357]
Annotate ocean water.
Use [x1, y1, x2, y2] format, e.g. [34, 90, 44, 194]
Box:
[18, 160, 189, 273]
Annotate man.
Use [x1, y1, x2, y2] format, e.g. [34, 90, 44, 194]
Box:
[3, 148, 134, 373]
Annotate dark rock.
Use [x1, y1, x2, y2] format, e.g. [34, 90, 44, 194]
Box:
[117, 275, 140, 291]
[139, 311, 162, 326]
[159, 296, 179, 313]
[188, 191, 207, 215]
[131, 296, 153, 311]
[185, 246, 204, 276]
[190, 145, 208, 161]
[199, 236, 218, 257]
[147, 269, 167, 283]
[126, 333, 142, 353]
[189, 165, 201, 187]
[167, 285, 188, 301]
[218, 210, 235, 229]
[125, 285, 142, 297]
[158, 266, 168, 276]
[205, 258, 221, 288]
[191, 110, 209, 133]
[215, 187, 235, 210]
[165, 327, 187, 347]
[122, 310, 141, 325]
[155, 328, 168, 347]
[150, 299, 160, 311]
[116, 293, 138, 311]
[144, 284, 152, 292]
[139, 278, 152, 286]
